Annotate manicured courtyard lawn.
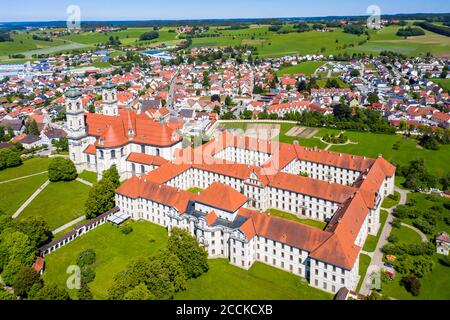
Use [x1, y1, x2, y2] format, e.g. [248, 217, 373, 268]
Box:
[356, 254, 371, 292]
[277, 61, 325, 76]
[362, 210, 389, 253]
[0, 174, 48, 215]
[269, 209, 327, 230]
[43, 221, 168, 300]
[389, 225, 423, 245]
[175, 259, 333, 300]
[382, 192, 401, 209]
[0, 157, 52, 182]
[79, 170, 98, 184]
[18, 180, 91, 230]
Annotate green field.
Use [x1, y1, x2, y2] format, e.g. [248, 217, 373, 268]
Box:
[433, 78, 450, 93]
[191, 26, 364, 57]
[351, 26, 450, 57]
[269, 208, 327, 230]
[79, 171, 98, 184]
[316, 78, 349, 88]
[0, 174, 48, 215]
[357, 254, 371, 292]
[58, 28, 180, 47]
[0, 157, 51, 182]
[399, 193, 450, 239]
[0, 32, 67, 57]
[277, 61, 325, 76]
[43, 221, 168, 300]
[390, 225, 423, 245]
[175, 259, 332, 300]
[18, 180, 91, 230]
[363, 210, 389, 253]
[382, 192, 401, 209]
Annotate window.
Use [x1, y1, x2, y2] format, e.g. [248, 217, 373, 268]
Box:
[111, 150, 116, 159]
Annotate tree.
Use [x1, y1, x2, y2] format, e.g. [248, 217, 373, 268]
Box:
[15, 217, 52, 247]
[153, 250, 187, 292]
[34, 283, 71, 300]
[85, 178, 116, 219]
[77, 283, 93, 300]
[124, 283, 155, 300]
[102, 165, 120, 188]
[401, 275, 421, 296]
[52, 137, 69, 152]
[24, 119, 39, 136]
[167, 228, 209, 279]
[139, 31, 159, 41]
[145, 258, 175, 300]
[48, 158, 77, 182]
[0, 148, 22, 170]
[367, 93, 380, 104]
[0, 231, 36, 285]
[12, 267, 43, 298]
[76, 249, 96, 267]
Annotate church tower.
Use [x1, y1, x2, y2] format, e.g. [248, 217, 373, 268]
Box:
[102, 81, 119, 116]
[66, 88, 88, 169]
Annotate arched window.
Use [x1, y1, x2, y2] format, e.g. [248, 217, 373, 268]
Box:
[156, 149, 161, 157]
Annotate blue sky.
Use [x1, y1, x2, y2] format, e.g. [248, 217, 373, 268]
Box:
[1, 0, 449, 22]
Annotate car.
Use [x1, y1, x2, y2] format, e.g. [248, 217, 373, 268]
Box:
[384, 263, 395, 269]
[384, 271, 395, 281]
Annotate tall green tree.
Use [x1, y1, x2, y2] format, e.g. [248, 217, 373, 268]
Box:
[124, 283, 155, 300]
[12, 267, 43, 298]
[85, 178, 116, 219]
[34, 283, 71, 300]
[167, 228, 209, 279]
[48, 158, 77, 182]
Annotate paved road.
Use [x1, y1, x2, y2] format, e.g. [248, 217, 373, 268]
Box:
[0, 171, 47, 185]
[359, 187, 409, 296]
[52, 215, 86, 235]
[12, 180, 50, 219]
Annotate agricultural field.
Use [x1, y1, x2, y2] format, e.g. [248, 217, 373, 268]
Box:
[57, 27, 180, 47]
[190, 26, 364, 57]
[0, 32, 67, 58]
[351, 25, 450, 57]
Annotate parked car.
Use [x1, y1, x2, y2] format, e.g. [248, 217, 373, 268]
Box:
[384, 271, 395, 281]
[384, 263, 395, 269]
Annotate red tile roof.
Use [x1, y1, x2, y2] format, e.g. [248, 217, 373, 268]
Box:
[126, 153, 168, 167]
[197, 183, 248, 212]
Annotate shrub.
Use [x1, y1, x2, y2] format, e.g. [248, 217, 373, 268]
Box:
[81, 265, 96, 284]
[120, 225, 133, 235]
[48, 158, 77, 182]
[413, 218, 434, 235]
[388, 234, 399, 243]
[401, 275, 421, 296]
[439, 255, 450, 267]
[391, 218, 401, 229]
[76, 249, 96, 267]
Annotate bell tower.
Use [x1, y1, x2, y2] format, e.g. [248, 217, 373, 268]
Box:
[102, 81, 118, 116]
[66, 88, 88, 169]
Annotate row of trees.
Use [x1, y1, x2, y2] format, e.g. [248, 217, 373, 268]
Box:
[108, 228, 208, 300]
[413, 21, 450, 37]
[396, 27, 425, 37]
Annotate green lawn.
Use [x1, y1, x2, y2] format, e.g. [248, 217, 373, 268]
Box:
[79, 171, 98, 184]
[363, 210, 389, 253]
[277, 61, 325, 76]
[0, 32, 67, 58]
[0, 174, 48, 215]
[433, 78, 450, 93]
[381, 255, 450, 300]
[18, 180, 91, 230]
[356, 254, 371, 292]
[389, 225, 423, 245]
[382, 192, 401, 209]
[316, 78, 350, 88]
[0, 157, 52, 182]
[269, 209, 327, 230]
[43, 221, 168, 300]
[399, 193, 450, 239]
[175, 259, 333, 300]
[187, 187, 204, 194]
